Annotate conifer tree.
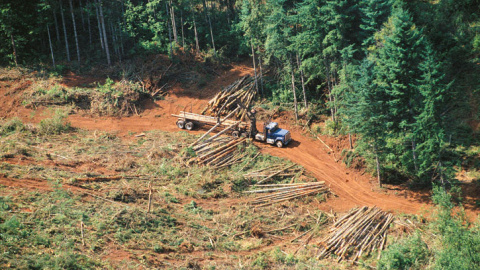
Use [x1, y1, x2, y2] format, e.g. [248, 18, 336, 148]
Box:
[368, 7, 456, 184]
[414, 44, 452, 182]
[359, 0, 393, 51]
[292, 0, 324, 86]
[239, 0, 267, 95]
[69, 0, 81, 63]
[343, 59, 388, 187]
[0, 3, 20, 65]
[373, 8, 424, 132]
[263, 0, 293, 94]
[59, 0, 71, 62]
[372, 7, 426, 176]
[320, 0, 360, 123]
[263, 0, 291, 66]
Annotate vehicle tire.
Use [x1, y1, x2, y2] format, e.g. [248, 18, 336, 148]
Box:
[276, 140, 283, 148]
[232, 131, 240, 138]
[177, 120, 185, 129]
[185, 122, 195, 130]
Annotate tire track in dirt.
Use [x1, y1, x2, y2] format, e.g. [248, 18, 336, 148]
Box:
[0, 175, 91, 195]
[259, 126, 431, 215]
[2, 65, 473, 217]
[64, 108, 432, 215]
[0, 176, 54, 192]
[56, 87, 431, 215]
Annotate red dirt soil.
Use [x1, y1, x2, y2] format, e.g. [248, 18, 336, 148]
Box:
[1, 62, 478, 219]
[261, 127, 430, 214]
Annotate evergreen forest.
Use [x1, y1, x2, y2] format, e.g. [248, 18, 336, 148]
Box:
[0, 0, 480, 269]
[1, 0, 479, 186]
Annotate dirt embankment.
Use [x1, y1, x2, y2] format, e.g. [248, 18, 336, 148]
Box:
[261, 128, 430, 215]
[1, 62, 478, 218]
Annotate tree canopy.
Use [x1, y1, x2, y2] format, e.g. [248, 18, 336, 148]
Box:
[0, 0, 479, 186]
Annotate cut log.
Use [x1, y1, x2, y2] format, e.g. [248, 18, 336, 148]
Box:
[256, 164, 297, 185]
[189, 106, 240, 147]
[317, 206, 394, 262]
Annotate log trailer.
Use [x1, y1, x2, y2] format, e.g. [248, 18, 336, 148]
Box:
[172, 108, 292, 148]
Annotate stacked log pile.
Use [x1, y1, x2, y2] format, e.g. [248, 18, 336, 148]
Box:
[201, 75, 256, 120]
[188, 136, 247, 168]
[245, 182, 329, 207]
[317, 206, 394, 262]
[244, 164, 303, 184]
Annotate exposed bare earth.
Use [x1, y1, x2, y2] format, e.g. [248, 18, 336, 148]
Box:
[0, 62, 478, 220]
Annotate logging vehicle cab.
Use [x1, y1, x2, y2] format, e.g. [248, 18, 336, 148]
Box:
[255, 121, 291, 148]
[172, 110, 292, 148]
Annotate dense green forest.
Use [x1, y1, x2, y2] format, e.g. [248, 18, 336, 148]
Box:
[1, 1, 480, 269]
[1, 0, 479, 186]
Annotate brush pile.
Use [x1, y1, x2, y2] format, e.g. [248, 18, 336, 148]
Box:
[90, 80, 146, 116]
[188, 136, 247, 168]
[201, 75, 256, 120]
[245, 182, 329, 207]
[317, 206, 394, 262]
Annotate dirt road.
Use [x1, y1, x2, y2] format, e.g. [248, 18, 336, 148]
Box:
[261, 128, 430, 214]
[2, 63, 477, 217]
[62, 92, 433, 216]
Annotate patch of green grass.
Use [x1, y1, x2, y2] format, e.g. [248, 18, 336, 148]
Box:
[0, 67, 30, 81]
[23, 76, 147, 116]
[0, 118, 24, 137]
[378, 233, 430, 270]
[466, 169, 480, 181]
[38, 109, 71, 135]
[0, 189, 101, 269]
[0, 124, 341, 268]
[164, 192, 180, 203]
[252, 252, 270, 269]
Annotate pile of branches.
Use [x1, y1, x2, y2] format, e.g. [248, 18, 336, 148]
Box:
[317, 206, 394, 262]
[201, 75, 256, 120]
[244, 164, 303, 184]
[245, 182, 329, 207]
[90, 80, 147, 116]
[26, 80, 147, 116]
[188, 136, 247, 168]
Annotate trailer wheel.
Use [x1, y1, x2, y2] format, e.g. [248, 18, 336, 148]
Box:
[176, 120, 185, 129]
[232, 131, 240, 138]
[276, 141, 283, 148]
[185, 122, 195, 130]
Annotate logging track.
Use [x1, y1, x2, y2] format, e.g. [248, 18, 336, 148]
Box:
[260, 128, 427, 214]
[1, 62, 478, 217]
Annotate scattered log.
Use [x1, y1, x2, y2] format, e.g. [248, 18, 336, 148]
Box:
[238, 152, 260, 172]
[291, 228, 313, 243]
[147, 182, 152, 213]
[204, 122, 240, 143]
[188, 136, 247, 167]
[75, 176, 122, 182]
[294, 212, 327, 255]
[80, 221, 85, 246]
[246, 182, 329, 207]
[316, 136, 338, 162]
[189, 106, 240, 147]
[83, 191, 126, 206]
[263, 223, 296, 234]
[244, 165, 303, 179]
[255, 164, 298, 185]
